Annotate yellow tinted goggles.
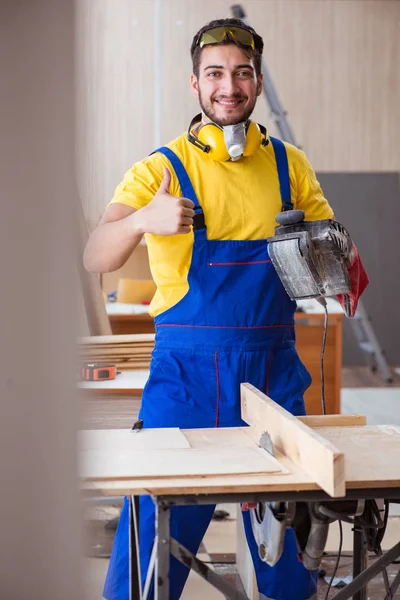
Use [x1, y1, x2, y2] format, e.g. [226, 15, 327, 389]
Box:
[198, 26, 255, 50]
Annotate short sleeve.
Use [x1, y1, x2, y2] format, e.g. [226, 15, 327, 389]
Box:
[108, 152, 181, 210]
[287, 145, 334, 221]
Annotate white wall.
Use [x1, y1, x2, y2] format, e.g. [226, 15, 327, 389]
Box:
[77, 0, 400, 229]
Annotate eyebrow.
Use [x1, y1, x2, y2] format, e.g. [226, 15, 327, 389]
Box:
[203, 64, 254, 72]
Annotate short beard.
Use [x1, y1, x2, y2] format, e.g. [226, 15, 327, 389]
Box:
[198, 89, 256, 127]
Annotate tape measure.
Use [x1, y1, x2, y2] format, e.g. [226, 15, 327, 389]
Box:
[80, 363, 117, 381]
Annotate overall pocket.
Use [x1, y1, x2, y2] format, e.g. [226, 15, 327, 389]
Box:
[140, 348, 218, 429]
[266, 344, 311, 416]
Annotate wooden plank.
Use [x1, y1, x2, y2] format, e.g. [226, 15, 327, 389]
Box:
[298, 415, 367, 427]
[80, 428, 190, 451]
[241, 383, 345, 497]
[78, 344, 154, 350]
[315, 425, 400, 488]
[118, 362, 151, 370]
[80, 444, 287, 481]
[80, 450, 315, 496]
[79, 427, 288, 482]
[77, 333, 155, 345]
[79, 347, 154, 351]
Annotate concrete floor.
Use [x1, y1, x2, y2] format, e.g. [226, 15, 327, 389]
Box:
[342, 387, 400, 426]
[84, 385, 400, 599]
[84, 511, 400, 599]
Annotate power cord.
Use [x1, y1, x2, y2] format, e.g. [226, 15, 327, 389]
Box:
[364, 500, 393, 599]
[313, 301, 393, 597]
[363, 499, 388, 551]
[316, 296, 328, 415]
[321, 500, 390, 599]
[317, 295, 333, 599]
[324, 520, 343, 600]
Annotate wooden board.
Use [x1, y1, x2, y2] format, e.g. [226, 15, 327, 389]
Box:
[241, 383, 345, 497]
[80, 449, 315, 496]
[79, 427, 287, 481]
[314, 424, 400, 488]
[77, 332, 154, 370]
[298, 414, 367, 427]
[80, 428, 190, 451]
[77, 334, 155, 345]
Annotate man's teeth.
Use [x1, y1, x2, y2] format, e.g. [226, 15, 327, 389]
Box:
[217, 100, 241, 106]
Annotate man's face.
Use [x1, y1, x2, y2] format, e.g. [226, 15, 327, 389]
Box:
[190, 43, 263, 127]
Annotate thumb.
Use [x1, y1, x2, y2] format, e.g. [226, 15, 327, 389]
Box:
[158, 167, 172, 194]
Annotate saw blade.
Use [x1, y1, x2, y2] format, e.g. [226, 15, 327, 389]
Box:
[259, 432, 275, 457]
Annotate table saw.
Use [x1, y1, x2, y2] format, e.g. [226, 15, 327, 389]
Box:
[80, 383, 400, 600]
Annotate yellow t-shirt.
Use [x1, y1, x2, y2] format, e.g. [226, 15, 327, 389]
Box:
[109, 133, 333, 317]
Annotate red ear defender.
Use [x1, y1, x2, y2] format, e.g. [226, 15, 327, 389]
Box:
[187, 114, 268, 162]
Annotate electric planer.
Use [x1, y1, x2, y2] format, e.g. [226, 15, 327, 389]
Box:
[267, 210, 353, 301]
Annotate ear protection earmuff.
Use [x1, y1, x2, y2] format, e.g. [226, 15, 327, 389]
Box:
[187, 113, 269, 162]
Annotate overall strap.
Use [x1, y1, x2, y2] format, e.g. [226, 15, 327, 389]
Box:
[153, 146, 206, 233]
[270, 137, 293, 211]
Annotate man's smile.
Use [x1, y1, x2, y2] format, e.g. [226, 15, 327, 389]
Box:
[214, 97, 245, 108]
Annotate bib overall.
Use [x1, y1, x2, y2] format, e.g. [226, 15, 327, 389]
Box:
[103, 138, 317, 600]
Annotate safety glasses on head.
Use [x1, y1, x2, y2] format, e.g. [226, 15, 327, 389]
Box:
[197, 26, 255, 50]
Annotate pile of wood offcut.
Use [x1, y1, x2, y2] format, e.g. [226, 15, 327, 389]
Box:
[77, 334, 155, 370]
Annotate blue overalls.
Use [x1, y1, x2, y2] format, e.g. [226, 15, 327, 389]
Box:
[104, 138, 316, 600]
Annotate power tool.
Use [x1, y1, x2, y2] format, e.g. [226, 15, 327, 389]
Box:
[267, 210, 353, 301]
[80, 363, 117, 381]
[248, 435, 385, 571]
[250, 212, 365, 570]
[250, 498, 371, 570]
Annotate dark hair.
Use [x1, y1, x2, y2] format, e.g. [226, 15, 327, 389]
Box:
[190, 18, 264, 78]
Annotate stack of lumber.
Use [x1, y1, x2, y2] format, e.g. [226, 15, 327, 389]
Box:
[77, 334, 154, 370]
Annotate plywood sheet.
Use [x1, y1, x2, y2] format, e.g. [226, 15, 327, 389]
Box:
[81, 449, 315, 497]
[80, 428, 190, 451]
[79, 427, 287, 481]
[317, 425, 400, 488]
[77, 334, 154, 345]
[298, 415, 366, 427]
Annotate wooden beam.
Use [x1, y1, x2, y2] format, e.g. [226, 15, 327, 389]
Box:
[241, 383, 345, 497]
[298, 414, 367, 427]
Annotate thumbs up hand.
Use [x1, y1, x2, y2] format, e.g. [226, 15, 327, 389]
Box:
[138, 168, 195, 235]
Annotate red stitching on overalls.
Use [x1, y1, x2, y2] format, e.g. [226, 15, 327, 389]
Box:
[265, 351, 272, 395]
[157, 324, 292, 329]
[214, 351, 220, 427]
[207, 260, 272, 266]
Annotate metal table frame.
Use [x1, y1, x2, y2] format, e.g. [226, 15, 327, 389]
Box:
[126, 487, 400, 600]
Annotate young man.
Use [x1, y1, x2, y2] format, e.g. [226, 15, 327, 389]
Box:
[85, 18, 334, 600]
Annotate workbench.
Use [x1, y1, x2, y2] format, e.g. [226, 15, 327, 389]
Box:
[80, 384, 400, 600]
